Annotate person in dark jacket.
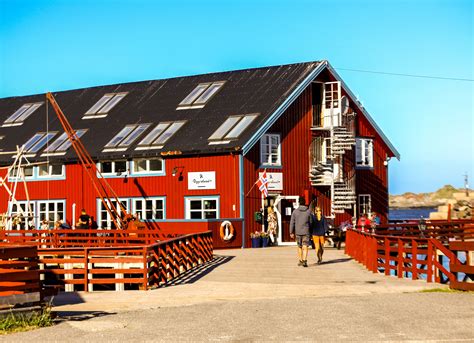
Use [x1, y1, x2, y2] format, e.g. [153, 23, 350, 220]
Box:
[290, 196, 313, 267]
[311, 207, 328, 264]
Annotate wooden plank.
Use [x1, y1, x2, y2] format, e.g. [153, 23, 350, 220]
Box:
[449, 263, 474, 274]
[450, 280, 474, 291]
[449, 241, 474, 251]
[89, 278, 144, 284]
[0, 270, 38, 281]
[0, 292, 40, 306]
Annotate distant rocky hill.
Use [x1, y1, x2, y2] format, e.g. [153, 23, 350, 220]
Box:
[389, 185, 472, 208]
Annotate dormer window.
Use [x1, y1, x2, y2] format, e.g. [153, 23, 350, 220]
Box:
[177, 81, 225, 110]
[3, 102, 43, 127]
[83, 92, 128, 119]
[135, 121, 186, 150]
[208, 114, 258, 145]
[42, 129, 87, 156]
[103, 124, 150, 152]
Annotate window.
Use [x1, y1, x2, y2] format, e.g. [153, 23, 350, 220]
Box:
[98, 199, 129, 229]
[38, 201, 65, 227]
[185, 197, 219, 220]
[9, 165, 34, 179]
[42, 129, 87, 156]
[9, 201, 35, 229]
[83, 92, 128, 119]
[133, 198, 165, 220]
[135, 121, 186, 150]
[103, 124, 150, 152]
[3, 102, 43, 127]
[38, 164, 64, 178]
[260, 134, 281, 166]
[22, 132, 57, 156]
[208, 114, 258, 144]
[98, 161, 128, 176]
[177, 81, 225, 109]
[132, 158, 164, 174]
[356, 138, 373, 168]
[358, 194, 371, 216]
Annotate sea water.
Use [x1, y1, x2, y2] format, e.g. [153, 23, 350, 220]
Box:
[388, 207, 436, 221]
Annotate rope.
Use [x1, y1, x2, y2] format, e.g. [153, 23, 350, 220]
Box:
[46, 95, 50, 202]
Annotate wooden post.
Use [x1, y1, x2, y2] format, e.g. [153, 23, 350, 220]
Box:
[412, 239, 418, 280]
[427, 239, 433, 282]
[84, 248, 89, 292]
[142, 246, 148, 291]
[384, 238, 390, 275]
[397, 238, 403, 278]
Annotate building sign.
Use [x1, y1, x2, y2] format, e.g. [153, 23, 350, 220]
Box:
[259, 172, 283, 191]
[188, 172, 216, 190]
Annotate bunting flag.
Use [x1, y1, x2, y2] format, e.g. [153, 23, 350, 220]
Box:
[256, 170, 268, 197]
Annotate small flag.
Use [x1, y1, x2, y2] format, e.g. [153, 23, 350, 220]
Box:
[257, 170, 268, 197]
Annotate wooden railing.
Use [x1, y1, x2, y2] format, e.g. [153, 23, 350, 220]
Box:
[36, 231, 213, 292]
[0, 245, 40, 296]
[0, 228, 166, 248]
[1, 231, 213, 294]
[345, 228, 473, 291]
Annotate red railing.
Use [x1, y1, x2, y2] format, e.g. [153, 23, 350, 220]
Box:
[1, 231, 213, 294]
[345, 228, 473, 291]
[0, 228, 166, 248]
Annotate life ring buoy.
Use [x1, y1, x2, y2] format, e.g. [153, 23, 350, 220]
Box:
[219, 220, 234, 242]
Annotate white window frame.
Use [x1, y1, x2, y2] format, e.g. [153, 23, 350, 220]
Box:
[3, 102, 43, 127]
[97, 198, 129, 229]
[177, 81, 225, 110]
[8, 165, 35, 180]
[97, 160, 129, 177]
[37, 200, 66, 228]
[130, 158, 165, 175]
[132, 197, 165, 221]
[185, 196, 219, 220]
[83, 92, 128, 119]
[37, 164, 65, 178]
[260, 134, 281, 167]
[8, 201, 36, 229]
[356, 138, 374, 168]
[358, 194, 371, 216]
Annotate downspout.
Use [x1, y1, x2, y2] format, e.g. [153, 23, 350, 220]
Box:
[239, 154, 245, 248]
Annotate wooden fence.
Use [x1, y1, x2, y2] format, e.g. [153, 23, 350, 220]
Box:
[345, 229, 474, 291]
[1, 231, 213, 295]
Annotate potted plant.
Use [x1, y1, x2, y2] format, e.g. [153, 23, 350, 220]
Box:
[261, 231, 270, 248]
[250, 231, 261, 248]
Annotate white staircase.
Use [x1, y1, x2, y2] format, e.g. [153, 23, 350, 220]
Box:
[309, 125, 357, 214]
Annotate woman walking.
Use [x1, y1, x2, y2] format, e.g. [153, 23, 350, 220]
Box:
[312, 207, 328, 264]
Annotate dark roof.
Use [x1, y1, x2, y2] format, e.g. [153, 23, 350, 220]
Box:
[0, 61, 321, 163]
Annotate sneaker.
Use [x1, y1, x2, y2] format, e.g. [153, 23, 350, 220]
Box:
[303, 260, 308, 267]
[297, 260, 303, 266]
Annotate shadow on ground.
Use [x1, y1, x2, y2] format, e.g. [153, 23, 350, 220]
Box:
[163, 255, 234, 287]
[54, 310, 116, 322]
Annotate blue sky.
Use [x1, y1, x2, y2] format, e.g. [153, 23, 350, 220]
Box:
[0, 0, 472, 194]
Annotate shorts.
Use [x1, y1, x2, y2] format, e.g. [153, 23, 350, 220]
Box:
[295, 234, 311, 247]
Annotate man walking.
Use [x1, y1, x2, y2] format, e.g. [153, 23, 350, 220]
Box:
[290, 196, 313, 267]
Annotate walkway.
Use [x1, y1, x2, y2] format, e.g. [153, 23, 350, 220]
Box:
[3, 247, 473, 341]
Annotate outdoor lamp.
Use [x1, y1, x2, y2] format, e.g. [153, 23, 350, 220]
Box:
[171, 166, 184, 180]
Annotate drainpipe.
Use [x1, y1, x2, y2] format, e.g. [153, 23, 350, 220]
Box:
[72, 203, 76, 227]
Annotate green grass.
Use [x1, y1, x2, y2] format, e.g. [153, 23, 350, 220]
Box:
[0, 307, 53, 335]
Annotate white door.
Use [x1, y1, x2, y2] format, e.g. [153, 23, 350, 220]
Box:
[273, 195, 300, 245]
[323, 81, 341, 128]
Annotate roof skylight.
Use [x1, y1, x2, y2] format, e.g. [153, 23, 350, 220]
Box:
[83, 92, 128, 119]
[136, 121, 186, 150]
[22, 132, 57, 156]
[103, 123, 150, 152]
[208, 114, 258, 145]
[177, 82, 225, 110]
[3, 102, 43, 127]
[42, 129, 87, 156]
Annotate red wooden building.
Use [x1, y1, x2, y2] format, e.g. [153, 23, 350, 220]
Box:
[0, 61, 399, 248]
